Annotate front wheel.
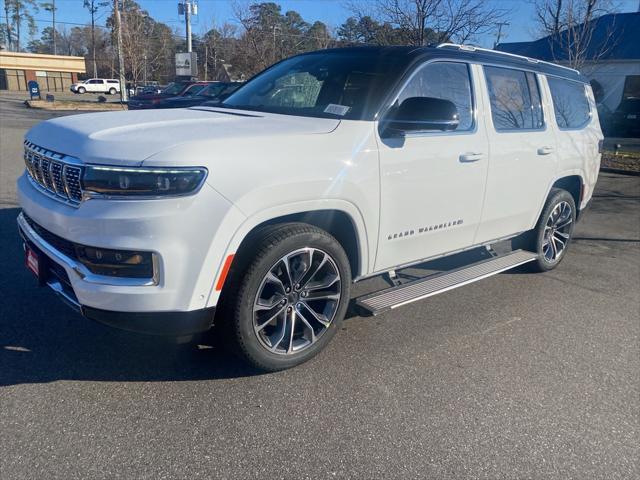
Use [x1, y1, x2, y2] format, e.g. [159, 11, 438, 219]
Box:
[220, 223, 352, 371]
[521, 188, 576, 272]
[109, 87, 117, 95]
[77, 86, 86, 94]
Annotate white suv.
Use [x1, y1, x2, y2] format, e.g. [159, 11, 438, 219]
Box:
[70, 78, 121, 95]
[17, 44, 602, 371]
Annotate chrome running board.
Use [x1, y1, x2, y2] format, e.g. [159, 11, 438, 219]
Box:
[356, 250, 537, 316]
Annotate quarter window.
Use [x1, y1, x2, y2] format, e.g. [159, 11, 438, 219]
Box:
[547, 77, 591, 129]
[397, 62, 474, 131]
[484, 66, 544, 131]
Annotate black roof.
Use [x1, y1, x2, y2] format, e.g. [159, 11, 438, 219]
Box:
[302, 45, 587, 83]
[497, 13, 640, 63]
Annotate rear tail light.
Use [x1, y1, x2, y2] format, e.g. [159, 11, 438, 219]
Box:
[598, 139, 604, 154]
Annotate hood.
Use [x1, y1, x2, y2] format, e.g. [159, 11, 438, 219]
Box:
[25, 107, 341, 166]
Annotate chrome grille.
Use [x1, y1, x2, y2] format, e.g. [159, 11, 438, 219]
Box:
[24, 141, 84, 205]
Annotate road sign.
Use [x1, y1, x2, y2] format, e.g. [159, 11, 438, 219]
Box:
[176, 52, 197, 77]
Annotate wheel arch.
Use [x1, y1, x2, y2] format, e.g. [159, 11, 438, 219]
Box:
[552, 175, 583, 213]
[532, 173, 586, 227]
[206, 201, 370, 308]
[236, 210, 363, 279]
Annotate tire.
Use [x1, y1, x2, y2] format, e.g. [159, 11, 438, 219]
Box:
[219, 223, 352, 371]
[77, 87, 86, 94]
[109, 87, 117, 95]
[518, 188, 576, 272]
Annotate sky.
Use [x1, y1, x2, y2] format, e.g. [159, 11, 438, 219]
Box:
[9, 0, 640, 48]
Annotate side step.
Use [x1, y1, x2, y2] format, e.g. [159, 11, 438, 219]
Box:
[356, 250, 537, 316]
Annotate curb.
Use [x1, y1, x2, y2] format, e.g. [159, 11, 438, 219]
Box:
[600, 167, 640, 177]
[24, 100, 127, 111]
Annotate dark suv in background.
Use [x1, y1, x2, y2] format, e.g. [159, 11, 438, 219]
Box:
[151, 82, 243, 109]
[611, 98, 640, 137]
[128, 81, 198, 110]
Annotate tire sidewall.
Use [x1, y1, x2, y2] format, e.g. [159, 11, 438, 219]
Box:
[233, 228, 351, 371]
[534, 190, 576, 271]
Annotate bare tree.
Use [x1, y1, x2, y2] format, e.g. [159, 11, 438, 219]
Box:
[346, 0, 509, 46]
[532, 0, 618, 70]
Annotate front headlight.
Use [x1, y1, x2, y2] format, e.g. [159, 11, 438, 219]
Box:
[82, 165, 207, 198]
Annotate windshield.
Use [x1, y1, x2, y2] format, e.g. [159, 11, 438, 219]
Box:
[182, 84, 208, 96]
[201, 83, 231, 98]
[162, 82, 185, 96]
[221, 51, 409, 120]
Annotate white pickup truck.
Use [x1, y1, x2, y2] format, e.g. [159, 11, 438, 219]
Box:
[70, 78, 121, 95]
[17, 44, 602, 371]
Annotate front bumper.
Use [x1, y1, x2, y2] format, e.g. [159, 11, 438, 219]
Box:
[18, 212, 216, 335]
[17, 172, 245, 327]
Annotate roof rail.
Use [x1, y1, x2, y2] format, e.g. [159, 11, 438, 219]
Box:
[436, 43, 580, 74]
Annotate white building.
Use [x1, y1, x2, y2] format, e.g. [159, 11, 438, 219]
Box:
[497, 12, 640, 112]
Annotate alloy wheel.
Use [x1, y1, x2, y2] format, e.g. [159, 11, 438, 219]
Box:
[542, 201, 573, 262]
[252, 248, 341, 355]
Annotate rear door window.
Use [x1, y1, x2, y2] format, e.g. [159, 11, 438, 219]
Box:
[484, 66, 544, 131]
[397, 61, 474, 131]
[547, 77, 591, 129]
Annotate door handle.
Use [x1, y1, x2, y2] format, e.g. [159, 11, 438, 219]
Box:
[537, 146, 555, 155]
[459, 152, 484, 162]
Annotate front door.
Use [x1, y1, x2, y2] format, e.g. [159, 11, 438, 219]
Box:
[375, 62, 489, 272]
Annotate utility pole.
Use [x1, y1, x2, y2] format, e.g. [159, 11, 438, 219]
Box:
[494, 21, 509, 49]
[43, 1, 58, 54]
[204, 44, 208, 81]
[185, 0, 192, 53]
[84, 1, 107, 78]
[52, 0, 56, 54]
[272, 25, 279, 63]
[114, 0, 127, 102]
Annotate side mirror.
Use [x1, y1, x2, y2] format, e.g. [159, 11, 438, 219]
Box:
[382, 97, 460, 137]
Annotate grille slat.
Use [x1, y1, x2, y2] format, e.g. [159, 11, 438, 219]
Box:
[24, 142, 83, 206]
[51, 161, 65, 195]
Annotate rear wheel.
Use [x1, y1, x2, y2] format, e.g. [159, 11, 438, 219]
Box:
[109, 87, 117, 95]
[520, 188, 576, 272]
[221, 223, 351, 371]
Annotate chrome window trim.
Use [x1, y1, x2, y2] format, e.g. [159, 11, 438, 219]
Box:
[482, 65, 547, 134]
[378, 58, 479, 138]
[17, 212, 160, 287]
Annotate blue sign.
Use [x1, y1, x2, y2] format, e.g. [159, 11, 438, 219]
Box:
[28, 80, 41, 100]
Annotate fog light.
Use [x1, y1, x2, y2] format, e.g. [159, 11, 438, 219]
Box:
[75, 246, 154, 278]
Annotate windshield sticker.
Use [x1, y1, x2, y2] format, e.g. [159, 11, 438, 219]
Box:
[324, 104, 351, 116]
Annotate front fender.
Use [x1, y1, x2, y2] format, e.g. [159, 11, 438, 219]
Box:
[202, 199, 371, 308]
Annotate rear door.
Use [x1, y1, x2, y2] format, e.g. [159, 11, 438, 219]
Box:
[374, 61, 489, 272]
[474, 66, 558, 244]
[546, 76, 601, 206]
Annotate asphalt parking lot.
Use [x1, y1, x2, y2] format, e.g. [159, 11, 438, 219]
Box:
[0, 94, 638, 479]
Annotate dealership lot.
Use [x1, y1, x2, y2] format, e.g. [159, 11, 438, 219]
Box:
[0, 96, 638, 479]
